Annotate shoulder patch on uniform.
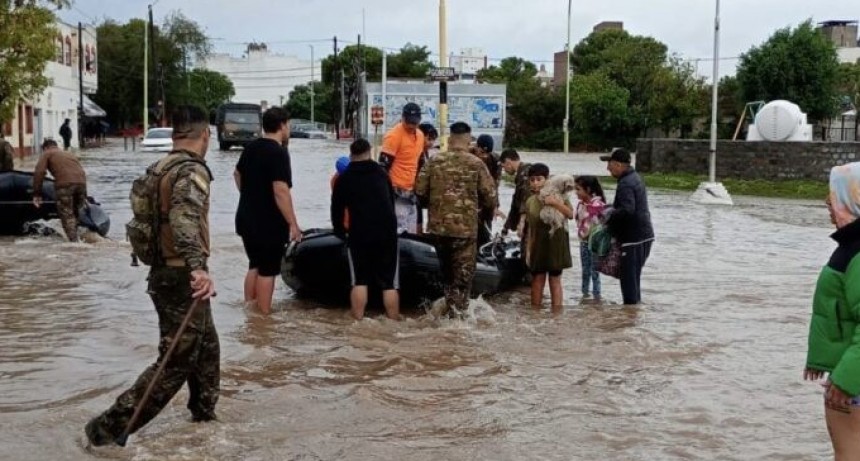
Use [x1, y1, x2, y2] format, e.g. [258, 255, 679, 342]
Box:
[190, 173, 210, 194]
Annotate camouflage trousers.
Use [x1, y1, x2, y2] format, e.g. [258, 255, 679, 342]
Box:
[85, 267, 220, 445]
[56, 183, 87, 242]
[434, 236, 477, 315]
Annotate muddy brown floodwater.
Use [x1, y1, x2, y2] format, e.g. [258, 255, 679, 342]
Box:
[0, 140, 837, 460]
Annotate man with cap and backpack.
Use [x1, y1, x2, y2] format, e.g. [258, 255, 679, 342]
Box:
[85, 105, 219, 447]
[379, 102, 425, 234]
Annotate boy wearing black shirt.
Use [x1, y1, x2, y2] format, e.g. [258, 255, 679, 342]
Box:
[234, 107, 302, 314]
[331, 139, 401, 320]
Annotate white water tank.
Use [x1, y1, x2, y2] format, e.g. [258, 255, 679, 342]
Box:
[747, 100, 812, 141]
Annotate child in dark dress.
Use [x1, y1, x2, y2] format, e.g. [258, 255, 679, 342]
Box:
[522, 163, 573, 311]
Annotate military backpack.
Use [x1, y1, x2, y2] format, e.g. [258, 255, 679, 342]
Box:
[126, 154, 205, 266]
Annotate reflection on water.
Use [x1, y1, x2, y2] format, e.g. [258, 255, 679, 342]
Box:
[0, 140, 835, 460]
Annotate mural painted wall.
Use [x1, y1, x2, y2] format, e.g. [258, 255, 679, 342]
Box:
[365, 82, 507, 147]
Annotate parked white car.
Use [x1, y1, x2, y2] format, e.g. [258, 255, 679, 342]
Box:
[141, 128, 173, 152]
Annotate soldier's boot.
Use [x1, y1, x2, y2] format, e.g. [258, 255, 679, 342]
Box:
[191, 410, 217, 423]
[84, 416, 118, 447]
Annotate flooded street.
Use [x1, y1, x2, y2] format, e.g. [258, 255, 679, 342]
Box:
[0, 139, 836, 460]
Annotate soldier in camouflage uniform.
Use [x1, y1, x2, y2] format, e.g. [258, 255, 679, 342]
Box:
[415, 122, 497, 316]
[0, 132, 14, 172]
[32, 139, 88, 241]
[499, 148, 532, 236]
[85, 106, 219, 447]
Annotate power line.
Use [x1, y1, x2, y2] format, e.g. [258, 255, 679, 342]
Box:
[212, 65, 317, 75]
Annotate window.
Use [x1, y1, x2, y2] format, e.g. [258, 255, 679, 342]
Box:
[25, 106, 33, 135]
[85, 45, 90, 72]
[56, 35, 63, 63]
[89, 46, 96, 73]
[64, 37, 72, 66]
[2, 122, 11, 137]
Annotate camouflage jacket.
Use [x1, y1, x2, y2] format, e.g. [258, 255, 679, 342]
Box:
[0, 139, 13, 172]
[504, 162, 532, 231]
[156, 151, 213, 271]
[415, 148, 498, 238]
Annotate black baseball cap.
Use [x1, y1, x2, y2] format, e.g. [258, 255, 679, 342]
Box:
[476, 134, 494, 152]
[402, 102, 422, 124]
[600, 148, 631, 163]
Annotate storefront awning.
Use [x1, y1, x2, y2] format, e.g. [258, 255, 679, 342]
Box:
[82, 95, 107, 117]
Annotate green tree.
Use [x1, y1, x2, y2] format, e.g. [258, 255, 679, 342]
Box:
[186, 69, 233, 113]
[569, 72, 631, 144]
[93, 19, 146, 128]
[836, 63, 860, 110]
[649, 58, 708, 137]
[387, 43, 433, 79]
[93, 12, 212, 127]
[478, 57, 563, 149]
[0, 0, 65, 124]
[285, 81, 333, 124]
[572, 29, 668, 132]
[477, 57, 538, 84]
[321, 44, 382, 130]
[736, 20, 841, 122]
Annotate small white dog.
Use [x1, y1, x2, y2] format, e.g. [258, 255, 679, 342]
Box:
[539, 174, 576, 236]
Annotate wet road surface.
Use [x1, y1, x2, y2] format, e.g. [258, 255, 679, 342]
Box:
[0, 140, 835, 460]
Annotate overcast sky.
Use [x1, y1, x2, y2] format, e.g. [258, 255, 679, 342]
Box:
[60, 0, 859, 78]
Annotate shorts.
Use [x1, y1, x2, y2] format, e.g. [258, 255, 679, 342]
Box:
[394, 196, 418, 234]
[825, 380, 860, 406]
[347, 241, 399, 290]
[531, 270, 562, 277]
[241, 237, 284, 277]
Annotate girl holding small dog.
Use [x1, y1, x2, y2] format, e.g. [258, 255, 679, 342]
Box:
[522, 163, 573, 310]
[574, 176, 606, 300]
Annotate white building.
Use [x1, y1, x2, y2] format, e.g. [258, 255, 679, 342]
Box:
[4, 20, 99, 156]
[450, 48, 487, 81]
[200, 43, 319, 108]
[837, 47, 860, 64]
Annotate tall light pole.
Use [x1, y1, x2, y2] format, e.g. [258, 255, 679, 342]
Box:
[708, 0, 720, 184]
[143, 1, 160, 130]
[691, 0, 733, 205]
[439, 0, 449, 151]
[143, 5, 149, 130]
[563, 0, 571, 153]
[309, 44, 315, 125]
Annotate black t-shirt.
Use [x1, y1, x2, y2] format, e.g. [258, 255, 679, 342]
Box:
[235, 138, 292, 244]
[331, 160, 397, 245]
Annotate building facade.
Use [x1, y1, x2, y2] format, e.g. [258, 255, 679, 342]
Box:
[3, 21, 98, 156]
[819, 20, 860, 64]
[450, 48, 487, 81]
[201, 43, 319, 108]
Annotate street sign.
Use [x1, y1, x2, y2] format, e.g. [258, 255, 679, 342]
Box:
[428, 67, 456, 82]
[371, 105, 384, 126]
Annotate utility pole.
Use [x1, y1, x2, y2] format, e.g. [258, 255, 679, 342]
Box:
[78, 22, 85, 150]
[309, 44, 315, 125]
[148, 6, 158, 126]
[340, 52, 346, 138]
[143, 7, 149, 130]
[691, 0, 732, 205]
[334, 36, 340, 139]
[357, 34, 366, 140]
[563, 0, 571, 153]
[148, 7, 166, 127]
[439, 0, 448, 151]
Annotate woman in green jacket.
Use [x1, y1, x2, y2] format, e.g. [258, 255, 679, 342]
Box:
[805, 162, 860, 459]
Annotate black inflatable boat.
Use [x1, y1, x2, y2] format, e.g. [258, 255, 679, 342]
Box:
[281, 229, 528, 305]
[0, 170, 110, 236]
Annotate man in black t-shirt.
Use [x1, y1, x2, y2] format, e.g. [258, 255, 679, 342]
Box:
[331, 138, 400, 320]
[234, 107, 303, 314]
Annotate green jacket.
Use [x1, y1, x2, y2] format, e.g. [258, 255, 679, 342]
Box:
[806, 219, 860, 396]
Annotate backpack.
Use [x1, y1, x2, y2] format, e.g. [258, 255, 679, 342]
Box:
[126, 155, 206, 266]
